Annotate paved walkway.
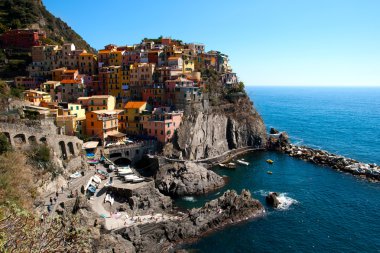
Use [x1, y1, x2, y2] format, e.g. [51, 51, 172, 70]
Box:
[42, 167, 97, 215]
[88, 171, 181, 231]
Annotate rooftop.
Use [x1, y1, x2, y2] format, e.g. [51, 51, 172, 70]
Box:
[124, 101, 147, 109]
[91, 109, 123, 115]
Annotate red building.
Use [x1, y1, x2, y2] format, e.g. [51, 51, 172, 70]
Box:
[0, 29, 46, 49]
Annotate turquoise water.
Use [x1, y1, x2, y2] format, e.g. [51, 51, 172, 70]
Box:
[180, 87, 380, 253]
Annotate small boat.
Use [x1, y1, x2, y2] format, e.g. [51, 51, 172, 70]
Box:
[132, 177, 145, 183]
[237, 159, 249, 166]
[267, 171, 273, 175]
[226, 162, 237, 169]
[219, 163, 227, 168]
[266, 159, 274, 164]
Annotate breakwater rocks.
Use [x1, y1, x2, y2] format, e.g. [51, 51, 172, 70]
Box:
[118, 189, 264, 253]
[156, 161, 225, 197]
[284, 144, 380, 182]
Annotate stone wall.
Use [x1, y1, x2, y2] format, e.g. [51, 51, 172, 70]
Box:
[0, 118, 83, 161]
[104, 140, 157, 165]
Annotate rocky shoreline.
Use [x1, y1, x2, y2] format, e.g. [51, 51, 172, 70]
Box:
[115, 189, 264, 253]
[268, 129, 380, 182]
[284, 144, 380, 182]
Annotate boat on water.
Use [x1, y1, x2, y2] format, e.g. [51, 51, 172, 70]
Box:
[237, 159, 249, 166]
[219, 162, 237, 169]
[266, 159, 274, 164]
[267, 171, 273, 174]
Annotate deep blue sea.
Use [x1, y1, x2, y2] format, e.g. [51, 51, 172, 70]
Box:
[179, 87, 380, 253]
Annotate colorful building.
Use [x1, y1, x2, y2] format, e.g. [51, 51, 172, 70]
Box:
[124, 101, 147, 135]
[129, 63, 155, 86]
[77, 95, 116, 112]
[142, 107, 183, 143]
[85, 109, 124, 144]
[23, 90, 51, 106]
[0, 29, 46, 49]
[79, 53, 97, 75]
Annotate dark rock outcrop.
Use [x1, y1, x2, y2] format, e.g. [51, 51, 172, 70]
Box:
[109, 181, 173, 216]
[95, 234, 136, 253]
[165, 95, 267, 160]
[155, 161, 225, 196]
[267, 129, 290, 151]
[266, 192, 280, 208]
[119, 189, 264, 253]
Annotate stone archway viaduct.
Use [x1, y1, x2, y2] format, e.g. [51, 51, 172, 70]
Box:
[0, 119, 82, 160]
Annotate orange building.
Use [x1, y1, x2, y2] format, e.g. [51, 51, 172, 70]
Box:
[85, 109, 124, 144]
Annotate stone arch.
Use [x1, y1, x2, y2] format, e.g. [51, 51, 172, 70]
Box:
[109, 152, 122, 159]
[67, 142, 75, 156]
[114, 157, 131, 166]
[59, 141, 67, 159]
[13, 134, 26, 146]
[28, 136, 37, 145]
[40, 137, 47, 144]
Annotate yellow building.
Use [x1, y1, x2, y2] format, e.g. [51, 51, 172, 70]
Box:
[124, 101, 147, 135]
[182, 58, 195, 73]
[77, 95, 116, 112]
[56, 115, 77, 136]
[129, 63, 155, 86]
[109, 50, 123, 66]
[23, 90, 52, 106]
[108, 66, 123, 107]
[79, 53, 97, 75]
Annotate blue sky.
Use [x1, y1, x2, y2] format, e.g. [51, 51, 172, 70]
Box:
[43, 0, 380, 86]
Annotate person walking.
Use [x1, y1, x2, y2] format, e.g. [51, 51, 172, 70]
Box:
[61, 186, 64, 193]
[49, 197, 53, 205]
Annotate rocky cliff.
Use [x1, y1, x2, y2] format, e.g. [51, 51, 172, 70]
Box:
[155, 161, 225, 196]
[117, 189, 264, 253]
[165, 94, 267, 160]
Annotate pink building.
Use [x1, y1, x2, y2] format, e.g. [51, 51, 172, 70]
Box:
[164, 77, 194, 106]
[142, 107, 183, 143]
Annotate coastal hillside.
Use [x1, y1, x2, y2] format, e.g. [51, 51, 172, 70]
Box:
[0, 0, 94, 52]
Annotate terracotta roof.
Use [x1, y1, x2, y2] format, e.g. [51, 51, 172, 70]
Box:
[64, 70, 78, 73]
[124, 101, 147, 109]
[80, 53, 95, 56]
[168, 56, 180, 60]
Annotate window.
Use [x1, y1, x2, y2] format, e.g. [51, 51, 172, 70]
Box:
[160, 130, 164, 135]
[91, 122, 94, 126]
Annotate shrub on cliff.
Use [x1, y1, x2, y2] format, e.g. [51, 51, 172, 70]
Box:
[0, 133, 11, 155]
[0, 151, 36, 208]
[0, 203, 91, 252]
[26, 144, 62, 177]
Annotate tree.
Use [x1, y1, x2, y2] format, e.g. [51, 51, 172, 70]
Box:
[0, 134, 11, 155]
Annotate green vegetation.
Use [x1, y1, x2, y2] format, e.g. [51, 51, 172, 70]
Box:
[0, 80, 23, 99]
[0, 133, 11, 155]
[26, 144, 62, 177]
[0, 151, 36, 208]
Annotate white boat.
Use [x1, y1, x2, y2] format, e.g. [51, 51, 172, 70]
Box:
[237, 159, 249, 166]
[118, 168, 134, 175]
[92, 175, 102, 184]
[124, 175, 140, 182]
[132, 177, 145, 183]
